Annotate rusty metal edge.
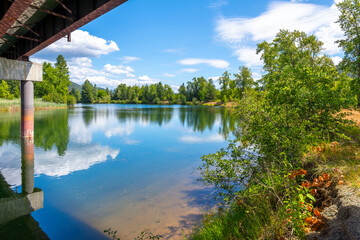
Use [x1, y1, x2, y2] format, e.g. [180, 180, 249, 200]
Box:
[0, 0, 34, 40]
[18, 0, 128, 59]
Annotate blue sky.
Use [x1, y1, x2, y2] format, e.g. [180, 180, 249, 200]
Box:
[31, 0, 341, 90]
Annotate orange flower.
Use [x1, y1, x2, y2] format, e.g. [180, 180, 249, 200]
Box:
[304, 217, 314, 224]
[307, 204, 312, 212]
[323, 173, 330, 181]
[324, 181, 332, 188]
[314, 208, 321, 217]
[338, 179, 344, 185]
[298, 169, 307, 176]
[301, 180, 311, 188]
[318, 176, 324, 182]
[311, 189, 317, 195]
[312, 178, 320, 187]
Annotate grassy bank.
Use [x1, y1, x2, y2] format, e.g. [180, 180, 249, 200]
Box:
[189, 111, 360, 239]
[0, 98, 67, 111]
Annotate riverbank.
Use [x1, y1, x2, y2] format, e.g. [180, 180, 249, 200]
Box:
[0, 99, 67, 111]
[189, 109, 360, 240]
[0, 98, 237, 112]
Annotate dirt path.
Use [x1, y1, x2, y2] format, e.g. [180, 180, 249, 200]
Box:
[307, 185, 360, 240]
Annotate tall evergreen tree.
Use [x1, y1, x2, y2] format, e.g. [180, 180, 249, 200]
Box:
[81, 80, 95, 103]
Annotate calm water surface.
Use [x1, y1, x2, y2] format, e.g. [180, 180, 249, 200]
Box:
[0, 104, 237, 240]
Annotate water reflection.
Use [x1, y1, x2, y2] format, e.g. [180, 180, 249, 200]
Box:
[0, 104, 238, 240]
[21, 138, 34, 194]
[116, 107, 174, 126]
[0, 110, 70, 156]
[0, 138, 47, 239]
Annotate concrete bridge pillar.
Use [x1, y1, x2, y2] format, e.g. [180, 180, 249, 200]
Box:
[0, 57, 42, 193]
[21, 138, 34, 194]
[21, 81, 34, 138]
[0, 57, 42, 138]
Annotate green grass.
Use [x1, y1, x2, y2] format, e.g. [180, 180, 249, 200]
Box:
[0, 98, 67, 111]
[190, 121, 360, 240]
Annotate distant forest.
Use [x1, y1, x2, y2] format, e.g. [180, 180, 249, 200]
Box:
[0, 55, 257, 106]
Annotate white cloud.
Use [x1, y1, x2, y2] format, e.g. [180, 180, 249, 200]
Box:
[179, 134, 224, 144]
[163, 73, 176, 78]
[39, 30, 119, 58]
[171, 85, 180, 93]
[138, 75, 151, 81]
[331, 56, 342, 65]
[210, 0, 228, 8]
[0, 143, 120, 186]
[30, 57, 55, 65]
[216, 1, 344, 67]
[181, 68, 199, 73]
[69, 108, 136, 143]
[235, 47, 262, 67]
[69, 57, 93, 68]
[104, 64, 135, 77]
[208, 76, 220, 81]
[163, 48, 186, 53]
[179, 58, 229, 69]
[119, 56, 142, 63]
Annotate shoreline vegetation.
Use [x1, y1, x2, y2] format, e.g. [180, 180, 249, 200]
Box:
[0, 98, 67, 112]
[187, 9, 360, 237]
[0, 98, 237, 112]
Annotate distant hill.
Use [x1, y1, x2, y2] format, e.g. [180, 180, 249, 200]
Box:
[68, 81, 82, 92]
[68, 81, 106, 92]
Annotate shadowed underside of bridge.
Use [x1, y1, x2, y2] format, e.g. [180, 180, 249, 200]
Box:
[0, 0, 127, 60]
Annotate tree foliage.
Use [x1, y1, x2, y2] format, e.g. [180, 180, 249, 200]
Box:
[337, 0, 360, 106]
[81, 80, 95, 103]
[34, 55, 71, 103]
[200, 29, 354, 202]
[0, 80, 14, 99]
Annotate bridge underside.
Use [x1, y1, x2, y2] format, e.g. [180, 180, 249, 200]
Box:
[0, 0, 127, 60]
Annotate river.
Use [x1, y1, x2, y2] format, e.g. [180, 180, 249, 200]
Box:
[0, 104, 237, 240]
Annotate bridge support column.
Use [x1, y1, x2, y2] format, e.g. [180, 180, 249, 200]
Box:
[21, 138, 34, 194]
[0, 57, 41, 193]
[21, 81, 34, 138]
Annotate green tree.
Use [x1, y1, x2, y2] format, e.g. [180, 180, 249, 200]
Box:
[257, 29, 354, 137]
[54, 55, 71, 103]
[156, 82, 165, 101]
[98, 89, 108, 99]
[336, 0, 360, 106]
[0, 80, 13, 99]
[197, 77, 208, 101]
[206, 79, 217, 101]
[55, 55, 70, 77]
[219, 71, 231, 103]
[34, 55, 71, 103]
[164, 84, 174, 102]
[179, 83, 186, 97]
[200, 30, 354, 204]
[6, 80, 20, 98]
[75, 89, 81, 102]
[234, 66, 254, 99]
[149, 84, 158, 103]
[81, 80, 95, 103]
